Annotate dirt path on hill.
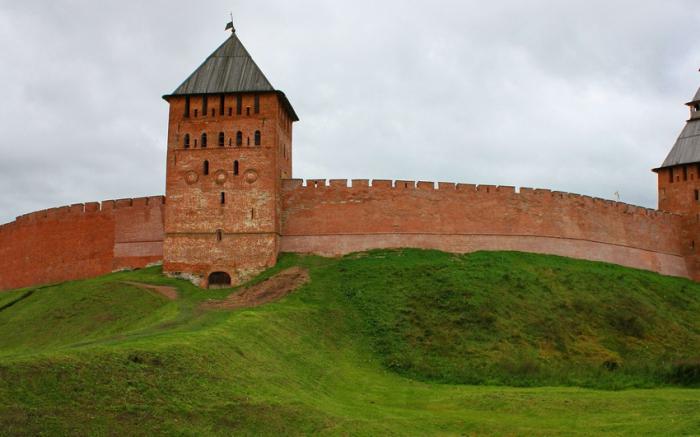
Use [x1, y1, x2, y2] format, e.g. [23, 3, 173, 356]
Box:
[201, 267, 309, 310]
[122, 282, 179, 300]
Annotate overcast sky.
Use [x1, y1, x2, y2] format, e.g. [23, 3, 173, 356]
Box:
[1, 1, 699, 224]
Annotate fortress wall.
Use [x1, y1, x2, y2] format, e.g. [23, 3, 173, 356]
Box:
[280, 180, 689, 278]
[0, 196, 165, 291]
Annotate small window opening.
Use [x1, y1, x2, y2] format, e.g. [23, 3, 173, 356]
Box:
[218, 132, 225, 147]
[695, 189, 699, 201]
[246, 107, 250, 116]
[184, 134, 190, 149]
[254, 130, 261, 146]
[228, 107, 233, 116]
[216, 230, 223, 242]
[203, 160, 209, 175]
[236, 131, 243, 146]
[251, 208, 255, 219]
[254, 95, 260, 113]
[194, 109, 198, 117]
[201, 133, 207, 148]
[184, 96, 191, 118]
[219, 94, 225, 115]
[247, 137, 250, 146]
[202, 95, 208, 116]
[220, 192, 226, 205]
[236, 95, 242, 115]
[234, 160, 239, 175]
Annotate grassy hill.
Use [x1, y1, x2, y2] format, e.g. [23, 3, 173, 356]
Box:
[0, 250, 699, 435]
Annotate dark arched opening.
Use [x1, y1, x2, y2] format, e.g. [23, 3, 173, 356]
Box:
[208, 272, 231, 288]
[254, 130, 261, 146]
[234, 160, 239, 175]
[236, 131, 243, 146]
[184, 134, 190, 149]
[201, 133, 207, 148]
[203, 160, 209, 175]
[218, 132, 225, 147]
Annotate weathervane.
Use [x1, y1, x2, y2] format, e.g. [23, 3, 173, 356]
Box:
[225, 13, 236, 34]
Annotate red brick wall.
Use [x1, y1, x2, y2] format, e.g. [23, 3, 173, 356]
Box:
[0, 196, 165, 291]
[0, 176, 693, 292]
[281, 179, 689, 278]
[657, 165, 700, 279]
[163, 93, 292, 286]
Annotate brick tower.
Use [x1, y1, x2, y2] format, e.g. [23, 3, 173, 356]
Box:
[162, 30, 298, 288]
[655, 76, 700, 278]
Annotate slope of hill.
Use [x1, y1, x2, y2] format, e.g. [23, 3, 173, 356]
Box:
[0, 250, 699, 435]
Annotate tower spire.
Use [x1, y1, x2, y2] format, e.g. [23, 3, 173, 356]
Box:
[225, 13, 235, 34]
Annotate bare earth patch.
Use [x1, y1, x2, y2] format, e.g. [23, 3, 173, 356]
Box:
[201, 267, 309, 310]
[122, 282, 179, 300]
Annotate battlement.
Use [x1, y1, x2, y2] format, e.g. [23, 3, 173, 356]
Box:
[8, 196, 165, 227]
[281, 179, 672, 220]
[0, 195, 166, 291]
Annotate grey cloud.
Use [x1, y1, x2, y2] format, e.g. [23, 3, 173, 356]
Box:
[1, 0, 699, 224]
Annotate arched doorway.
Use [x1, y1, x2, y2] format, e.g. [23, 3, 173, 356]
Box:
[208, 271, 231, 289]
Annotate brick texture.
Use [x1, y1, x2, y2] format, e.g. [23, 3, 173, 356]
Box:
[0, 197, 164, 291]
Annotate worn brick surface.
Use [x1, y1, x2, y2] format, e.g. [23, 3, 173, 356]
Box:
[162, 93, 293, 286]
[280, 180, 689, 278]
[0, 197, 164, 290]
[657, 165, 700, 279]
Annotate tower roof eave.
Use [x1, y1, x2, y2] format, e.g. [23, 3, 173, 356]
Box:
[164, 32, 299, 121]
[655, 118, 700, 171]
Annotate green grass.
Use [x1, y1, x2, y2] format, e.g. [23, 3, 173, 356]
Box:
[0, 250, 699, 436]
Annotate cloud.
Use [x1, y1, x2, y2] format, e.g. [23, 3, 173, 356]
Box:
[1, 0, 699, 223]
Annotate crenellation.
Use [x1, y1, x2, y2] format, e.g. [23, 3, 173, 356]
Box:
[395, 180, 416, 190]
[132, 197, 148, 207]
[372, 180, 392, 188]
[329, 179, 348, 188]
[438, 182, 457, 190]
[115, 199, 133, 209]
[283, 179, 304, 190]
[351, 179, 369, 188]
[147, 196, 166, 206]
[417, 181, 436, 191]
[456, 183, 477, 192]
[306, 179, 327, 188]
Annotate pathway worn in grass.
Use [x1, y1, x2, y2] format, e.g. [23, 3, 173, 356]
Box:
[0, 250, 699, 435]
